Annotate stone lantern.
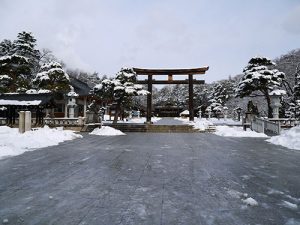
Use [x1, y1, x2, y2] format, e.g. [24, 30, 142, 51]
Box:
[137, 109, 140, 118]
[67, 87, 78, 118]
[236, 107, 242, 121]
[198, 109, 202, 119]
[223, 106, 228, 120]
[206, 107, 212, 119]
[269, 89, 286, 119]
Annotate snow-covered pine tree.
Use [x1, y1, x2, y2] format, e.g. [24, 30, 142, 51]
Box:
[0, 39, 13, 57]
[93, 67, 149, 123]
[33, 61, 70, 92]
[211, 80, 234, 106]
[235, 56, 285, 118]
[0, 54, 31, 93]
[0, 32, 41, 93]
[12, 31, 40, 71]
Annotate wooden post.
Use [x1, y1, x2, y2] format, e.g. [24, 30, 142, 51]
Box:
[188, 74, 194, 121]
[146, 75, 153, 123]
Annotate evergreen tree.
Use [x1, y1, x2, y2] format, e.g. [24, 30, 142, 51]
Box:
[0, 32, 41, 93]
[33, 61, 70, 92]
[0, 39, 13, 57]
[12, 31, 40, 69]
[93, 67, 148, 123]
[0, 54, 31, 92]
[235, 56, 285, 118]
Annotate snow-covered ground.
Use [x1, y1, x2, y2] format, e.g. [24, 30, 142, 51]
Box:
[267, 126, 300, 150]
[215, 126, 268, 138]
[90, 126, 125, 136]
[207, 118, 242, 125]
[175, 117, 242, 131]
[126, 117, 161, 124]
[175, 117, 213, 131]
[0, 126, 82, 159]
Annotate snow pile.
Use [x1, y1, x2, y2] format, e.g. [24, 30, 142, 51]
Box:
[242, 197, 258, 206]
[127, 117, 162, 124]
[0, 126, 82, 159]
[193, 119, 213, 131]
[208, 118, 242, 125]
[281, 201, 298, 210]
[215, 126, 268, 137]
[267, 126, 300, 150]
[90, 126, 125, 136]
[175, 117, 213, 131]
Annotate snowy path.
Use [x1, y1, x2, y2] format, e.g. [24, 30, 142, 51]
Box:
[0, 133, 299, 224]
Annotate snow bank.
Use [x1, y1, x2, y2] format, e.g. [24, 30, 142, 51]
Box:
[193, 119, 213, 131]
[175, 117, 213, 131]
[267, 126, 300, 150]
[90, 126, 125, 136]
[127, 117, 161, 124]
[0, 126, 82, 159]
[215, 126, 268, 138]
[207, 118, 242, 125]
[242, 197, 258, 206]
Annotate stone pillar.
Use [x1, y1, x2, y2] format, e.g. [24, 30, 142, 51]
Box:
[25, 111, 31, 132]
[19, 111, 25, 133]
[198, 109, 202, 119]
[64, 101, 68, 118]
[83, 96, 87, 118]
[69, 106, 75, 118]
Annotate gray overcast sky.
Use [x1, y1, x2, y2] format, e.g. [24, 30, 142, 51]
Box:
[0, 0, 300, 83]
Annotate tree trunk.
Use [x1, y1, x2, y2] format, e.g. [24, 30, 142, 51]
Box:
[265, 93, 273, 118]
[113, 102, 121, 124]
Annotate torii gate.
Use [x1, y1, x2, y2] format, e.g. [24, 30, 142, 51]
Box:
[133, 67, 209, 123]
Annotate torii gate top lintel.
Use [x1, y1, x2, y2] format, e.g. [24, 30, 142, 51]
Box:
[133, 67, 209, 75]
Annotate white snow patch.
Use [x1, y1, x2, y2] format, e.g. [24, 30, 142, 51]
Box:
[267, 189, 284, 195]
[284, 218, 300, 225]
[267, 126, 300, 150]
[281, 201, 298, 210]
[126, 117, 161, 124]
[175, 117, 213, 131]
[0, 126, 82, 159]
[242, 197, 258, 206]
[90, 126, 125, 136]
[0, 100, 42, 106]
[270, 89, 286, 96]
[215, 125, 268, 138]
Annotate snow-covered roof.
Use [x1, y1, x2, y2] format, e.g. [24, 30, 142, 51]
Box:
[70, 78, 91, 96]
[0, 93, 54, 106]
[180, 110, 189, 115]
[0, 100, 41, 106]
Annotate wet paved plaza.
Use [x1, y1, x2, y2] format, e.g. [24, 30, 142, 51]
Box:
[0, 131, 300, 224]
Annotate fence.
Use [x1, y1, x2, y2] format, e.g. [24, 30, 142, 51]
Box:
[251, 117, 281, 135]
[0, 117, 85, 127]
[44, 117, 85, 126]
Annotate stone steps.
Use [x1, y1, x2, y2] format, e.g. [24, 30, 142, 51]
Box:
[84, 123, 217, 133]
[105, 124, 199, 133]
[147, 125, 198, 133]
